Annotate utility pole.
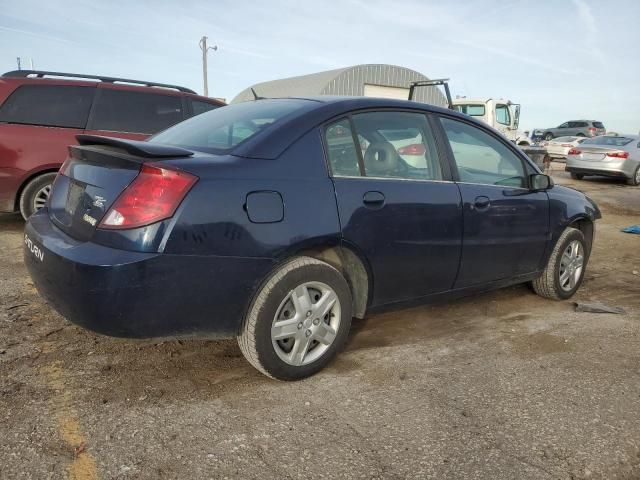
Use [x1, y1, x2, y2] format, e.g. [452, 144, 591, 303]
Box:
[199, 36, 217, 97]
[16, 57, 21, 70]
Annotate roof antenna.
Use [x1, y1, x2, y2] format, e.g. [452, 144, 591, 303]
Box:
[251, 88, 265, 100]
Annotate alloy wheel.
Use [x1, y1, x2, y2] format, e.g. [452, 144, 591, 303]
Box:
[559, 240, 584, 292]
[271, 281, 341, 366]
[32, 184, 52, 211]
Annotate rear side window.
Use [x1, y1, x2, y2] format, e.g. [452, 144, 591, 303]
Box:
[89, 89, 184, 134]
[190, 100, 220, 117]
[325, 111, 443, 181]
[0, 85, 93, 128]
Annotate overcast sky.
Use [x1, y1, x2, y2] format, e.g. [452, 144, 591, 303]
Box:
[1, 0, 638, 133]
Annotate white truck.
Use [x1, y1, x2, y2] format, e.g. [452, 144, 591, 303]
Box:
[451, 98, 531, 146]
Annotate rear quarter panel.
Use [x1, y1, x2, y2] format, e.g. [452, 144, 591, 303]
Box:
[163, 129, 342, 258]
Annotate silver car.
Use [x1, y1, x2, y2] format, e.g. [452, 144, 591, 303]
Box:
[537, 120, 606, 141]
[565, 134, 640, 186]
[544, 136, 587, 160]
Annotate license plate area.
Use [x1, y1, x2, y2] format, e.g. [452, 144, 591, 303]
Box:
[583, 153, 604, 161]
[65, 181, 85, 216]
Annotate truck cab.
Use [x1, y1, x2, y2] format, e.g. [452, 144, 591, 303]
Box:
[452, 98, 530, 146]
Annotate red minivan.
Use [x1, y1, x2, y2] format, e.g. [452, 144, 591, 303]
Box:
[0, 70, 225, 219]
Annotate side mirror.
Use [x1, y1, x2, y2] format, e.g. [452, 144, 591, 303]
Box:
[531, 173, 553, 191]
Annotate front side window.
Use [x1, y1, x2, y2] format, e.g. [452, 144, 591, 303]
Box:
[440, 117, 526, 188]
[89, 89, 184, 134]
[558, 122, 569, 128]
[495, 104, 511, 125]
[0, 85, 94, 128]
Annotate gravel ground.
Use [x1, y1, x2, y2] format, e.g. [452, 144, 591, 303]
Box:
[1, 166, 639, 480]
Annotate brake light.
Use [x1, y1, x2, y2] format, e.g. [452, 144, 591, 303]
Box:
[99, 164, 198, 229]
[568, 148, 581, 155]
[397, 144, 426, 155]
[606, 151, 629, 159]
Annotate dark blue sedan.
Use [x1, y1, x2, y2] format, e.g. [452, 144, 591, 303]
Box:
[24, 97, 601, 380]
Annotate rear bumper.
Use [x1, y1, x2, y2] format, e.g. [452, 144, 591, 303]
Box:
[565, 158, 637, 179]
[24, 210, 275, 339]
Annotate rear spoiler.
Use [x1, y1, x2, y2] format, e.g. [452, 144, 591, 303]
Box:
[76, 135, 194, 158]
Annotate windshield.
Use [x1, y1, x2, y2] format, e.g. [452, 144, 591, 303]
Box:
[582, 136, 634, 147]
[150, 99, 311, 154]
[453, 104, 485, 116]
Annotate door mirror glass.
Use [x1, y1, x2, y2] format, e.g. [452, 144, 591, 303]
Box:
[531, 173, 553, 190]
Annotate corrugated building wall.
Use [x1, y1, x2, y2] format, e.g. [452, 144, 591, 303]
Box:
[232, 64, 446, 106]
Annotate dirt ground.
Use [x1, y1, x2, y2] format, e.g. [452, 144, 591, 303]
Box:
[1, 165, 639, 480]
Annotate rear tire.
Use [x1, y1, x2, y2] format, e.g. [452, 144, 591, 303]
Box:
[532, 227, 587, 300]
[19, 173, 58, 220]
[626, 166, 640, 186]
[570, 172, 584, 180]
[238, 257, 353, 380]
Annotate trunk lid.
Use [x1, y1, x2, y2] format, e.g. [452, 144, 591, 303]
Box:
[48, 135, 193, 241]
[573, 145, 623, 162]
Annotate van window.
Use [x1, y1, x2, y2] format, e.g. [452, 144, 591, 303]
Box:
[191, 100, 220, 117]
[0, 85, 94, 129]
[89, 89, 184, 134]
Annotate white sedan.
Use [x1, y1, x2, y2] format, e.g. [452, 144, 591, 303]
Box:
[543, 136, 588, 160]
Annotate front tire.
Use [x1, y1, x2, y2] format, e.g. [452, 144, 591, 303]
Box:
[238, 257, 353, 380]
[532, 227, 587, 300]
[19, 173, 57, 220]
[570, 172, 584, 180]
[544, 133, 554, 141]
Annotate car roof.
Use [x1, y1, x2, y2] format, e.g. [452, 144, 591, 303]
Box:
[230, 96, 481, 159]
[1, 70, 224, 104]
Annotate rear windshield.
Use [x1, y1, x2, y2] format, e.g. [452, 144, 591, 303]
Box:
[150, 99, 310, 154]
[553, 136, 577, 142]
[582, 136, 633, 146]
[592, 121, 605, 129]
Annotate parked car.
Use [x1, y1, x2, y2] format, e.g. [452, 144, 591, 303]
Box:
[24, 97, 601, 380]
[543, 136, 588, 160]
[536, 120, 605, 141]
[566, 134, 640, 186]
[0, 70, 224, 219]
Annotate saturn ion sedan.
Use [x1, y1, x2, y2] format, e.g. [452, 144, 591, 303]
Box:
[24, 97, 601, 380]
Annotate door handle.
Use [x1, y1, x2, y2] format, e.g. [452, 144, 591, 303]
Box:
[363, 191, 385, 209]
[473, 196, 491, 211]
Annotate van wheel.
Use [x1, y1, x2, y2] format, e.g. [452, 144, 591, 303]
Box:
[532, 227, 587, 300]
[19, 173, 57, 220]
[238, 257, 352, 380]
[626, 166, 640, 186]
[570, 173, 584, 180]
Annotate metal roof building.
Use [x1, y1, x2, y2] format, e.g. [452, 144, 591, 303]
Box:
[231, 64, 447, 106]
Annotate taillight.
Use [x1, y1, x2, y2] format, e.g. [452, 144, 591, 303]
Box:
[397, 144, 426, 155]
[99, 164, 198, 229]
[568, 148, 581, 155]
[606, 151, 629, 159]
[588, 127, 596, 135]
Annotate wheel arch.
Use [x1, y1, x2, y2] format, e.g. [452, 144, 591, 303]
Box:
[284, 242, 372, 319]
[568, 216, 595, 257]
[14, 168, 59, 211]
